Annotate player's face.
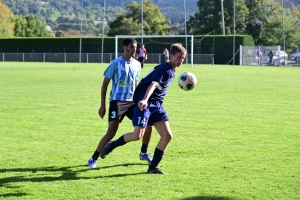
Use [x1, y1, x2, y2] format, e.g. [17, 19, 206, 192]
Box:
[170, 52, 186, 67]
[124, 43, 137, 57]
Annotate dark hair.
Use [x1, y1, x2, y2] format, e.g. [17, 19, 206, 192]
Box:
[170, 43, 187, 55]
[122, 38, 137, 46]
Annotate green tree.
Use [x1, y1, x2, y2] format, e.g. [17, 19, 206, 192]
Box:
[13, 14, 53, 37]
[258, 1, 300, 52]
[24, 14, 37, 37]
[187, 0, 248, 35]
[13, 15, 26, 37]
[0, 1, 15, 37]
[108, 0, 170, 36]
[244, 0, 266, 44]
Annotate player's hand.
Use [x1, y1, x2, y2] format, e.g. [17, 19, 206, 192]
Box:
[138, 100, 147, 111]
[98, 106, 106, 119]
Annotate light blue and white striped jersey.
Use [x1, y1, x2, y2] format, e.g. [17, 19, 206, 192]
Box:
[104, 56, 141, 101]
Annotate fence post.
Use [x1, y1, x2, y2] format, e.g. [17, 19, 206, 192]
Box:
[158, 54, 161, 64]
[239, 45, 242, 66]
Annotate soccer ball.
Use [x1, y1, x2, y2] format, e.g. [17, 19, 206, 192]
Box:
[178, 72, 197, 91]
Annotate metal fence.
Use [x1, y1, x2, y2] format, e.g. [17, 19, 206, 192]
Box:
[0, 53, 214, 65]
[240, 45, 300, 66]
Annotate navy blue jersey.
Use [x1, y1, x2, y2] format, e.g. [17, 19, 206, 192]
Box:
[133, 62, 175, 103]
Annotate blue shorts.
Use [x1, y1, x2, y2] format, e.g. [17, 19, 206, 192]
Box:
[132, 101, 169, 128]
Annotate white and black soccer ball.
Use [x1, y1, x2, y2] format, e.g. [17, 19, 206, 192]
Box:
[178, 72, 197, 91]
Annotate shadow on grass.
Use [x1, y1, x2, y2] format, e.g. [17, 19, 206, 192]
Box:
[0, 163, 147, 197]
[0, 192, 28, 198]
[181, 196, 237, 200]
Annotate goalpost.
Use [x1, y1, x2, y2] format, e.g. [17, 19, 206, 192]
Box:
[115, 35, 194, 67]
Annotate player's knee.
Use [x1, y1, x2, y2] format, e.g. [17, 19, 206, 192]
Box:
[106, 129, 117, 138]
[132, 132, 143, 140]
[162, 132, 173, 142]
[131, 128, 145, 140]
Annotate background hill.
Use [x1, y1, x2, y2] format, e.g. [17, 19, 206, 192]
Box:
[2, 0, 199, 36]
[2, 0, 300, 37]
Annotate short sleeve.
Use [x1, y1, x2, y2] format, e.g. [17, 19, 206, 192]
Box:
[157, 69, 173, 87]
[136, 67, 141, 80]
[103, 61, 117, 79]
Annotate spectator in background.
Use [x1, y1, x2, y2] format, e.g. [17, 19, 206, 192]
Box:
[136, 44, 147, 68]
[255, 49, 262, 65]
[268, 50, 274, 65]
[163, 48, 169, 62]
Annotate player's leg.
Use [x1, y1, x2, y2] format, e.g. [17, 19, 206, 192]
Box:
[100, 105, 149, 158]
[88, 122, 119, 168]
[138, 57, 144, 68]
[92, 120, 119, 157]
[125, 103, 153, 163]
[88, 101, 128, 168]
[147, 105, 171, 174]
[100, 126, 146, 158]
[139, 125, 153, 164]
[147, 120, 172, 174]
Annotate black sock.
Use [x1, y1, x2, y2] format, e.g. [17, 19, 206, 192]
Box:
[110, 135, 126, 151]
[141, 144, 148, 153]
[149, 148, 164, 169]
[92, 150, 100, 160]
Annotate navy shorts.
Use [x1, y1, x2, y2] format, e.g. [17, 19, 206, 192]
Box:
[108, 100, 135, 123]
[132, 101, 169, 128]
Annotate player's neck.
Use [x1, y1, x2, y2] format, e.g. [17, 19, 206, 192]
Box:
[167, 61, 177, 70]
[123, 55, 132, 62]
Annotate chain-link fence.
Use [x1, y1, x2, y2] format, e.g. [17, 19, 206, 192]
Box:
[240, 45, 300, 66]
[0, 52, 214, 65]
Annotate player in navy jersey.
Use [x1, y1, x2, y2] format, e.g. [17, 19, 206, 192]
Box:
[101, 43, 187, 174]
[87, 38, 153, 169]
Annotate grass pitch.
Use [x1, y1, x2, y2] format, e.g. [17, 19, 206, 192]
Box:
[0, 62, 299, 200]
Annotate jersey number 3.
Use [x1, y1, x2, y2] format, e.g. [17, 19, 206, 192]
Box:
[111, 111, 116, 119]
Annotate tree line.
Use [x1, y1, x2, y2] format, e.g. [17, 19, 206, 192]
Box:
[1, 0, 300, 52]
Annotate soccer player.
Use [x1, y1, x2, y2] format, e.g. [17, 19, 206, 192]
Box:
[87, 38, 153, 168]
[136, 44, 147, 68]
[100, 43, 187, 174]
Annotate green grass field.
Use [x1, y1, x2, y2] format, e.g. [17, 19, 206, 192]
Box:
[0, 62, 299, 200]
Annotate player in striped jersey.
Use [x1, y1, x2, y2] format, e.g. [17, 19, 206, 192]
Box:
[88, 38, 153, 168]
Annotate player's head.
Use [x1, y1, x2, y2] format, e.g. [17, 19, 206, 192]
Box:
[169, 43, 187, 68]
[122, 38, 137, 58]
[122, 38, 137, 47]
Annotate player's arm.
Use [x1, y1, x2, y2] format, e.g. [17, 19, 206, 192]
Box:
[138, 82, 159, 110]
[99, 77, 110, 119]
[145, 49, 148, 60]
[136, 49, 139, 59]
